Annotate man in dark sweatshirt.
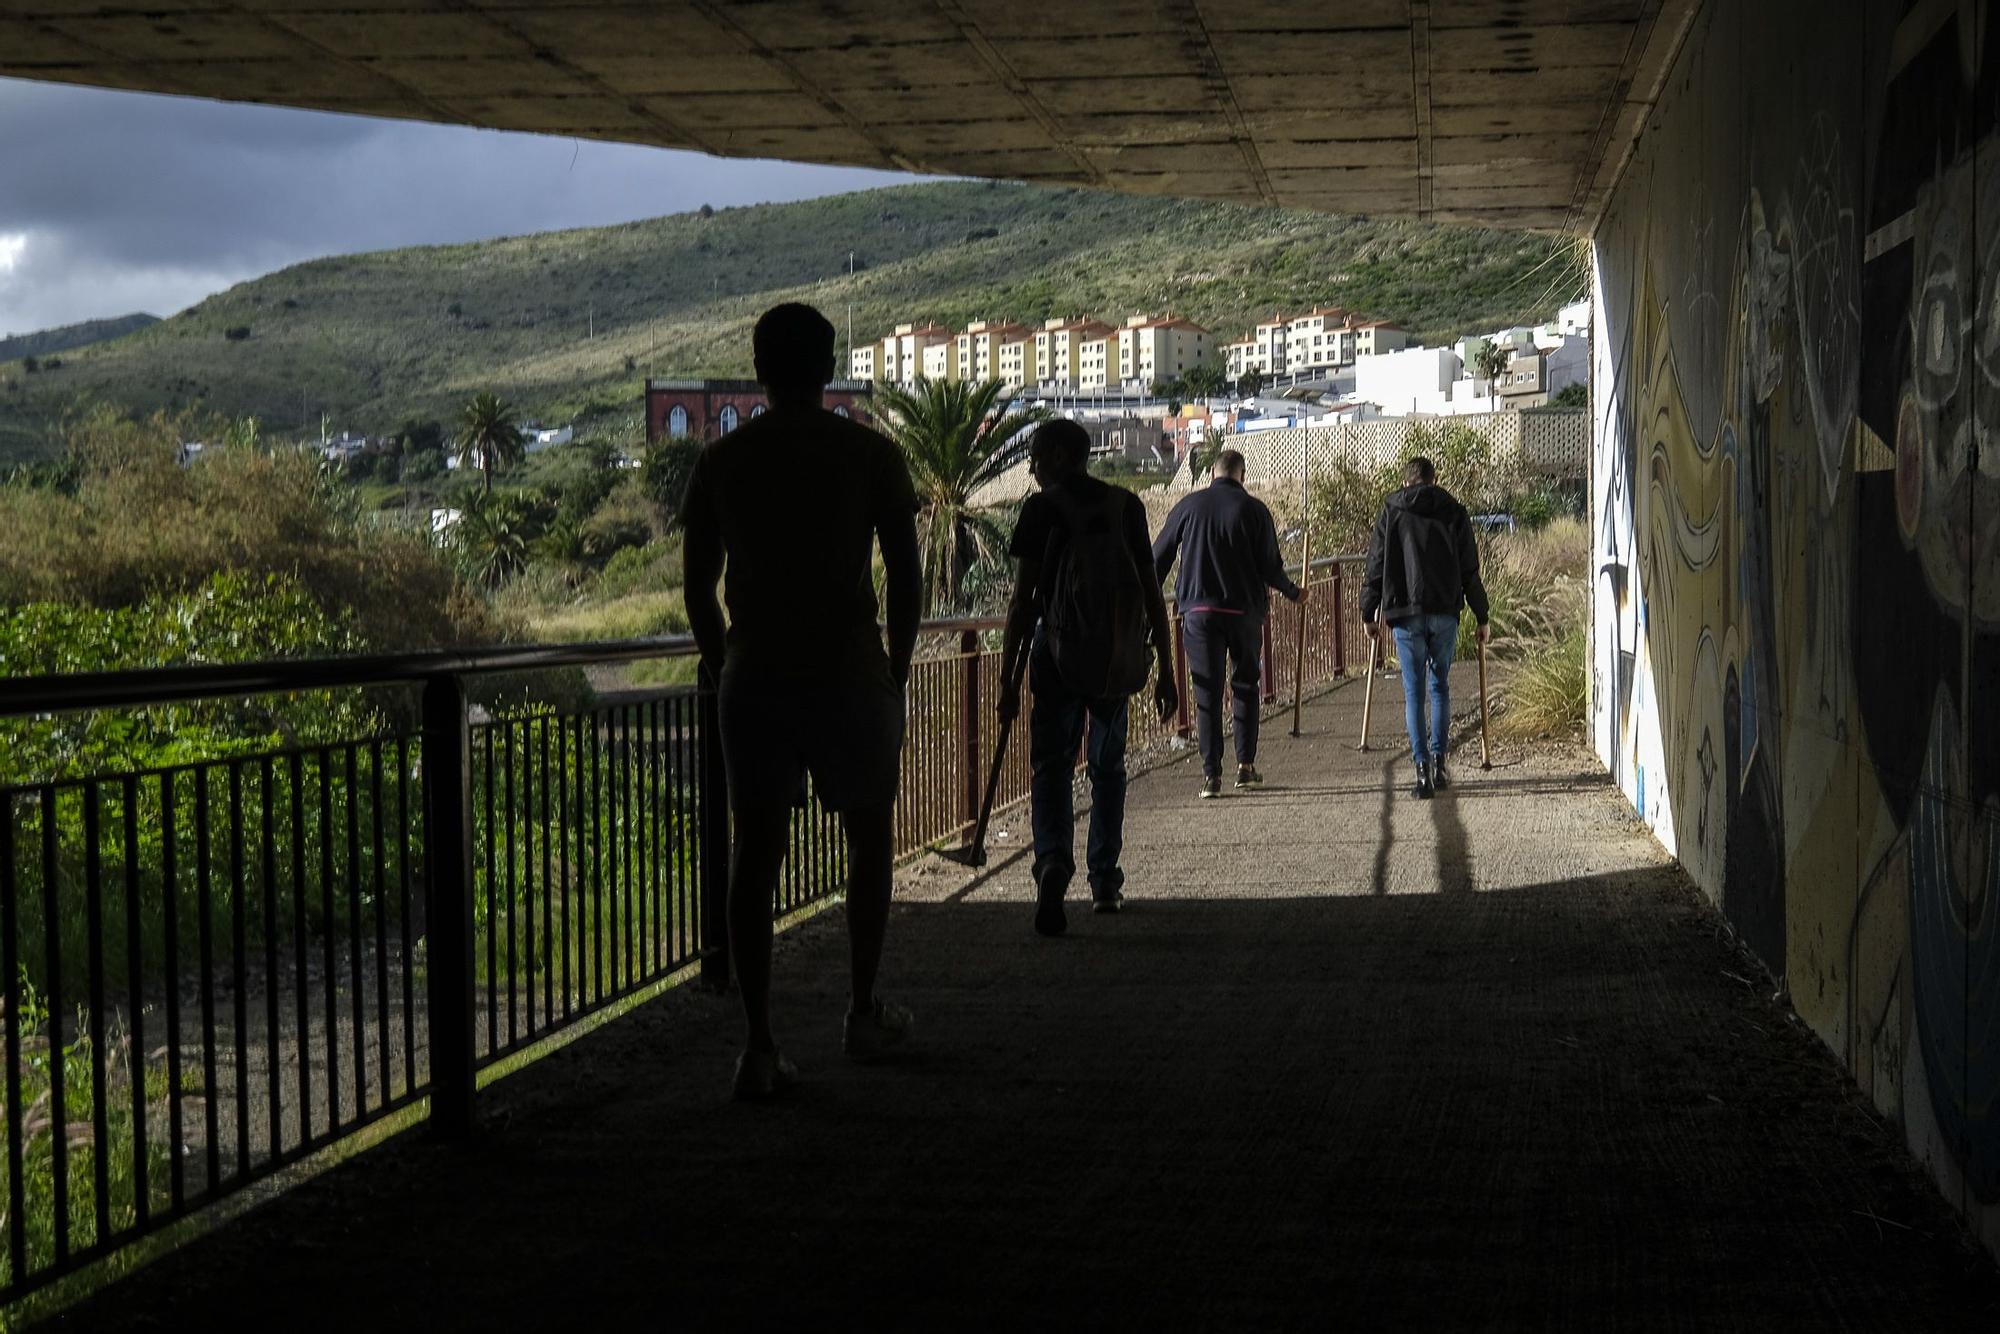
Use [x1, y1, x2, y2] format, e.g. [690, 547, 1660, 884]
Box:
[1361, 455, 1490, 799]
[1152, 448, 1303, 799]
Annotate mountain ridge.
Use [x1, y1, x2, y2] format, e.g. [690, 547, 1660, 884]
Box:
[0, 182, 1583, 461]
[0, 313, 159, 366]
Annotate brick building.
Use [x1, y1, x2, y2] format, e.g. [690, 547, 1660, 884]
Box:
[644, 378, 874, 444]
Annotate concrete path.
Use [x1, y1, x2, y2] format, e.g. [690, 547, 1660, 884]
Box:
[44, 676, 2000, 1331]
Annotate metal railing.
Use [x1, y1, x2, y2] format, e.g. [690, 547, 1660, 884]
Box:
[0, 552, 1364, 1300]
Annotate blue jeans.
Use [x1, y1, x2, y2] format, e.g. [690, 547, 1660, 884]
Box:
[1391, 611, 1460, 767]
[1027, 643, 1129, 897]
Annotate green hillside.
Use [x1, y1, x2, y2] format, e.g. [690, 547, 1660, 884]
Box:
[0, 313, 158, 364]
[0, 181, 1583, 461]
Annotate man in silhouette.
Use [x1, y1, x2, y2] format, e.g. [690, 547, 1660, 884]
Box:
[1152, 447, 1303, 799]
[998, 420, 1176, 934]
[682, 303, 921, 1099]
[1361, 455, 1489, 800]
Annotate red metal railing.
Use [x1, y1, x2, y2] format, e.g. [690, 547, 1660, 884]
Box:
[890, 553, 1366, 860]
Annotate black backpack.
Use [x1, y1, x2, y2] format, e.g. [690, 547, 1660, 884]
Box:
[1041, 484, 1152, 698]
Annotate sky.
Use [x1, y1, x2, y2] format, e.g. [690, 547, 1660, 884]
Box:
[0, 77, 916, 338]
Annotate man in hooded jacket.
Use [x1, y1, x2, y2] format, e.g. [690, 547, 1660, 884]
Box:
[1360, 455, 1490, 798]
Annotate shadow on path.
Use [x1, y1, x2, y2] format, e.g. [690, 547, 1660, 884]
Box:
[41, 686, 2000, 1331]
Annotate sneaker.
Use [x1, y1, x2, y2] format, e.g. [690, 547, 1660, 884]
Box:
[731, 1048, 799, 1102]
[1430, 759, 1451, 792]
[1410, 766, 1434, 801]
[1034, 861, 1071, 937]
[1234, 765, 1263, 789]
[1091, 887, 1124, 915]
[843, 999, 914, 1061]
[1199, 775, 1222, 800]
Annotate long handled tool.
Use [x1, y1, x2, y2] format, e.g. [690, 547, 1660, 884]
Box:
[1357, 613, 1383, 751]
[1477, 634, 1493, 770]
[1289, 429, 1313, 738]
[938, 656, 1028, 868]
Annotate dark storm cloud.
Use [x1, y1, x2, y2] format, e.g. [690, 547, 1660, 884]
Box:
[0, 77, 913, 335]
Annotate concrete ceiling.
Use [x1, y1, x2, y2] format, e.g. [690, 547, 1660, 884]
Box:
[0, 0, 1699, 232]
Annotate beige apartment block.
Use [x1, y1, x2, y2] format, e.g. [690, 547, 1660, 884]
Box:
[997, 338, 1032, 388]
[1285, 307, 1352, 372]
[1354, 322, 1409, 358]
[1078, 336, 1113, 390]
[1226, 313, 1290, 381]
[878, 322, 951, 385]
[921, 341, 955, 381]
[850, 344, 878, 381]
[952, 320, 1030, 383]
[1033, 316, 1116, 387]
[1116, 314, 1211, 388]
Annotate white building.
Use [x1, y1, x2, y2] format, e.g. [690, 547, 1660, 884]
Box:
[1354, 346, 1463, 416]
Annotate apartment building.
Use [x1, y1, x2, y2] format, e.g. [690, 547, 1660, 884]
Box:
[1078, 335, 1113, 390]
[1353, 320, 1408, 358]
[1033, 316, 1115, 386]
[954, 319, 1029, 381]
[1288, 310, 1409, 376]
[880, 322, 950, 384]
[1225, 311, 1293, 381]
[849, 344, 877, 381]
[996, 337, 1032, 388]
[1116, 313, 1210, 387]
[1283, 307, 1349, 373]
[921, 341, 954, 380]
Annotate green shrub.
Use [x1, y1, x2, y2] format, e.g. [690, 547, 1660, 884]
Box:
[400, 448, 445, 484]
[595, 539, 683, 600]
[580, 480, 654, 562]
[0, 406, 502, 651]
[641, 439, 701, 529]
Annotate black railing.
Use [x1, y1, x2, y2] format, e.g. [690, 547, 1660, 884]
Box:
[0, 553, 1364, 1302]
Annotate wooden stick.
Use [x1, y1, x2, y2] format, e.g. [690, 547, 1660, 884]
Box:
[1358, 615, 1381, 751]
[1289, 429, 1313, 738]
[1477, 633, 1493, 770]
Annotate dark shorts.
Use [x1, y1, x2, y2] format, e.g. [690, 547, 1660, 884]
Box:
[717, 658, 905, 813]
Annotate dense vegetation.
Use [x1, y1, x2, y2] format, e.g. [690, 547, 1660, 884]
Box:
[0, 181, 1584, 463]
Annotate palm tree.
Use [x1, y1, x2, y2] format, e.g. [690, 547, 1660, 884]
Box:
[1472, 343, 1511, 412]
[456, 392, 521, 493]
[872, 377, 1049, 613]
[452, 491, 530, 587]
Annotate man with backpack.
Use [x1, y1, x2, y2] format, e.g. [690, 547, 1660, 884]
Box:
[1151, 447, 1303, 799]
[1360, 455, 1490, 800]
[997, 420, 1177, 935]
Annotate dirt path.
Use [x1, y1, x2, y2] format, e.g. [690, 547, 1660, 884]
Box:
[41, 673, 2000, 1330]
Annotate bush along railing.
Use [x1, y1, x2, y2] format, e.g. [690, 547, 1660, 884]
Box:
[0, 555, 1364, 1301]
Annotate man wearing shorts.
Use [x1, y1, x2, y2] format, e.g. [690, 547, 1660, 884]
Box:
[681, 303, 922, 1100]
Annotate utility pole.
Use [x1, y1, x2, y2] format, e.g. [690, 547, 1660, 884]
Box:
[587, 302, 593, 339]
[845, 249, 855, 378]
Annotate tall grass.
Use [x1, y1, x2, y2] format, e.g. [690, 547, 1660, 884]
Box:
[1475, 517, 1587, 737]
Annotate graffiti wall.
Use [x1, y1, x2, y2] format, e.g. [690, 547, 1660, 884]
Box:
[1591, 0, 1998, 1251]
